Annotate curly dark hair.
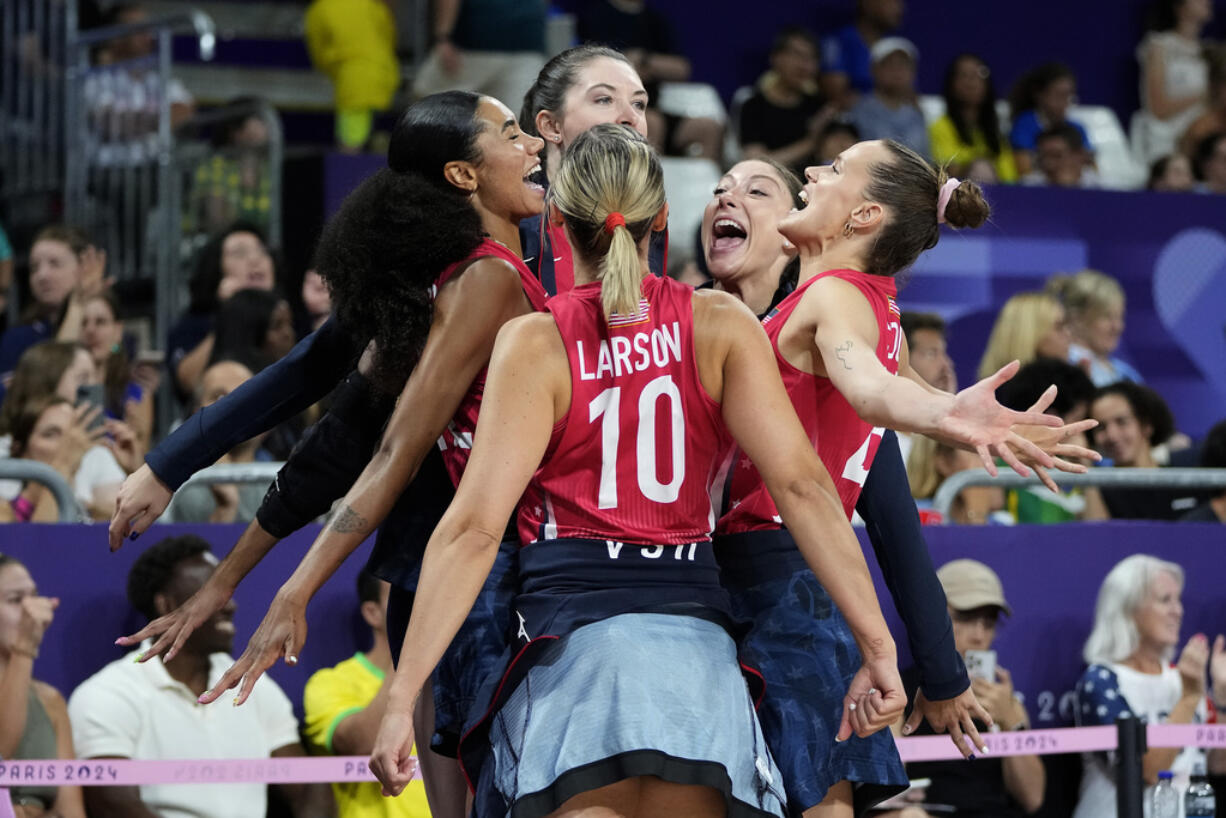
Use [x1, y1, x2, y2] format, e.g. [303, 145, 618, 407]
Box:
[1090, 381, 1176, 448]
[187, 221, 277, 315]
[126, 535, 212, 621]
[317, 91, 487, 391]
[942, 53, 1002, 156]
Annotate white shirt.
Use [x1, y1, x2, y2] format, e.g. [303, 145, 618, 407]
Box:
[68, 648, 301, 818]
[1073, 663, 1208, 818]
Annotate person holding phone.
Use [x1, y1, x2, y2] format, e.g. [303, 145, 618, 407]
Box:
[888, 559, 1046, 818]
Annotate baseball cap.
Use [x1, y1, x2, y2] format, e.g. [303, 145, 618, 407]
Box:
[870, 36, 919, 65]
[937, 559, 1012, 615]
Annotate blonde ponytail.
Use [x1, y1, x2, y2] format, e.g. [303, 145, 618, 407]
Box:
[548, 123, 666, 318]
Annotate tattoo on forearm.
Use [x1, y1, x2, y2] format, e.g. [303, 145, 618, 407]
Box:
[330, 505, 370, 535]
[835, 341, 853, 370]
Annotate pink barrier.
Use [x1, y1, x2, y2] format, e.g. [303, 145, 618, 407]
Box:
[3, 723, 1223, 789]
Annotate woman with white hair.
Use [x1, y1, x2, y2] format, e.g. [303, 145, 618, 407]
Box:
[1073, 554, 1226, 818]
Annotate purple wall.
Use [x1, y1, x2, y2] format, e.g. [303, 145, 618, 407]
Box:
[5, 521, 1224, 728]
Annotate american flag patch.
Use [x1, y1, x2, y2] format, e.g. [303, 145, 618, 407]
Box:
[887, 296, 900, 317]
[607, 298, 651, 327]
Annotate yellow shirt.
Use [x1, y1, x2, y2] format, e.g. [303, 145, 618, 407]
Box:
[304, 0, 399, 111]
[929, 115, 1018, 183]
[303, 654, 431, 818]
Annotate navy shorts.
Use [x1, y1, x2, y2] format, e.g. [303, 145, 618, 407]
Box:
[717, 530, 907, 814]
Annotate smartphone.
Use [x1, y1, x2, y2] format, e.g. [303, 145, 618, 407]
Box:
[964, 649, 997, 682]
[135, 348, 166, 366]
[76, 383, 107, 431]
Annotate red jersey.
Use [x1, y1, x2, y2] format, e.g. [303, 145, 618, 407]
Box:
[518, 276, 733, 545]
[435, 239, 549, 488]
[717, 268, 901, 531]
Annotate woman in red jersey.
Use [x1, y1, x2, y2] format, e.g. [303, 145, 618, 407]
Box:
[367, 125, 1061, 817]
[706, 149, 1097, 817]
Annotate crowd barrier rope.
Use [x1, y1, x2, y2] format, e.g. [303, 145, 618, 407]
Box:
[3, 722, 1221, 786]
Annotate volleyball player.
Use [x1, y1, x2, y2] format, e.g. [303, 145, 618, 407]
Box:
[364, 124, 999, 817]
[711, 144, 1098, 817]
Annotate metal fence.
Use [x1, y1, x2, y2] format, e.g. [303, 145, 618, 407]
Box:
[0, 458, 81, 522]
[932, 467, 1226, 521]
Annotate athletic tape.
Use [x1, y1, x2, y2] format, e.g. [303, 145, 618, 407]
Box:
[1, 724, 1221, 787]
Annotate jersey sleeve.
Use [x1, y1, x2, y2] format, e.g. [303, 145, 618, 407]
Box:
[1076, 664, 1135, 726]
[146, 318, 357, 489]
[302, 666, 365, 754]
[856, 430, 969, 701]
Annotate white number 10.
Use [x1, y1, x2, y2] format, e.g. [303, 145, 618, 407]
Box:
[589, 375, 686, 509]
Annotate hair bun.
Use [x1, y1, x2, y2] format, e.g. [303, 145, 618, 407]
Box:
[942, 180, 991, 230]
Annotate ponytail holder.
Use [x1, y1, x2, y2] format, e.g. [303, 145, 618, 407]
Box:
[604, 212, 626, 235]
[936, 178, 961, 224]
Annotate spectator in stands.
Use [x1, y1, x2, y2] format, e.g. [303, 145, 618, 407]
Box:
[3, 396, 105, 522]
[1023, 124, 1101, 188]
[977, 291, 1071, 380]
[1008, 62, 1092, 178]
[1074, 555, 1226, 818]
[819, 0, 905, 107]
[1089, 381, 1201, 520]
[304, 0, 399, 153]
[1181, 419, 1226, 521]
[907, 434, 1007, 525]
[576, 0, 722, 159]
[849, 38, 931, 157]
[190, 99, 276, 235]
[1192, 131, 1226, 193]
[303, 571, 430, 817]
[91, 3, 195, 130]
[1133, 0, 1212, 165]
[1147, 152, 1198, 190]
[68, 535, 335, 818]
[167, 222, 277, 402]
[412, 0, 546, 123]
[0, 222, 12, 333]
[301, 269, 333, 333]
[899, 312, 954, 466]
[897, 559, 1045, 816]
[1180, 45, 1226, 155]
[0, 553, 87, 816]
[166, 361, 271, 524]
[815, 120, 861, 164]
[0, 225, 109, 401]
[208, 288, 296, 376]
[738, 27, 834, 175]
[1047, 269, 1141, 386]
[995, 357, 1108, 522]
[80, 292, 155, 451]
[930, 54, 1017, 183]
[0, 342, 133, 520]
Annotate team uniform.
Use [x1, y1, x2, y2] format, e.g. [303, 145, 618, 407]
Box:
[459, 275, 787, 818]
[715, 268, 908, 814]
[382, 238, 549, 757]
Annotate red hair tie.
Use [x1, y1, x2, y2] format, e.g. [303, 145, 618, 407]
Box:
[604, 212, 626, 234]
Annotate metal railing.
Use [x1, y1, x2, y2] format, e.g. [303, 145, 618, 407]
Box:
[932, 467, 1226, 521]
[175, 462, 283, 492]
[0, 459, 82, 523]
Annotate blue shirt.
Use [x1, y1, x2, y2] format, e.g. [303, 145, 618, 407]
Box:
[1009, 110, 1092, 152]
[850, 94, 932, 157]
[821, 24, 873, 94]
[0, 320, 54, 405]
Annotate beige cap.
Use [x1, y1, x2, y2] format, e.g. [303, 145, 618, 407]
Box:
[870, 36, 919, 64]
[937, 559, 1012, 616]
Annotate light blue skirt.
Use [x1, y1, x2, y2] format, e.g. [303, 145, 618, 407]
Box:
[485, 612, 788, 818]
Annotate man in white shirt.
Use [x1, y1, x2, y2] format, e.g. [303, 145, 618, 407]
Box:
[68, 535, 334, 818]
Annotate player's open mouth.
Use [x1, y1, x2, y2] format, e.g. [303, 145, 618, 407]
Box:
[524, 165, 546, 193]
[710, 216, 747, 254]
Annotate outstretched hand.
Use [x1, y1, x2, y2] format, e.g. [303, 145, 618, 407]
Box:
[903, 686, 993, 758]
[837, 657, 906, 741]
[109, 464, 174, 551]
[198, 591, 307, 706]
[939, 361, 1062, 478]
[117, 577, 233, 663]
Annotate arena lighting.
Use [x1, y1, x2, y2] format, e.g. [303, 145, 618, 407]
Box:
[190, 9, 216, 62]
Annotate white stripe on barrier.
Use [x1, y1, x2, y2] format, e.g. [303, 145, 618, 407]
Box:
[1, 723, 1221, 788]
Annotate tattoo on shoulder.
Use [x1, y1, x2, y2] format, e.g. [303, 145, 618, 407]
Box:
[330, 505, 370, 535]
[835, 340, 853, 370]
